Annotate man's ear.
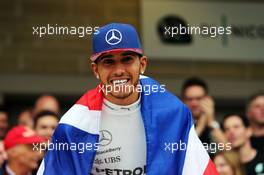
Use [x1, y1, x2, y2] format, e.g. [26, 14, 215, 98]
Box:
[91, 62, 99, 79]
[139, 56, 147, 74]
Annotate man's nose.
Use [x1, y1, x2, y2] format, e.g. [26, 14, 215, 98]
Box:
[190, 99, 199, 106]
[113, 63, 126, 76]
[229, 130, 236, 137]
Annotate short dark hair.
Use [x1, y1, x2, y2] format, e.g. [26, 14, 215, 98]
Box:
[222, 114, 250, 130]
[246, 91, 264, 111]
[34, 110, 59, 128]
[181, 77, 208, 98]
[93, 51, 142, 64]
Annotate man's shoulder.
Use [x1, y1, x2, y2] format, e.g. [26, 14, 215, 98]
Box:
[76, 86, 103, 111]
[245, 150, 264, 166]
[140, 77, 192, 128]
[255, 150, 264, 161]
[140, 76, 188, 109]
[244, 151, 264, 175]
[251, 135, 264, 152]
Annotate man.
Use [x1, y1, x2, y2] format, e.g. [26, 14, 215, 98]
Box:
[246, 92, 264, 152]
[223, 114, 264, 175]
[1, 126, 45, 175]
[0, 111, 8, 140]
[34, 95, 60, 116]
[34, 110, 59, 141]
[37, 23, 218, 175]
[18, 109, 34, 129]
[181, 77, 226, 146]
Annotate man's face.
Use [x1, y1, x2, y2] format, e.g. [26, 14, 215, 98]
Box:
[92, 51, 147, 105]
[35, 115, 58, 140]
[9, 144, 43, 170]
[247, 96, 264, 126]
[183, 86, 206, 119]
[223, 115, 251, 149]
[0, 112, 8, 138]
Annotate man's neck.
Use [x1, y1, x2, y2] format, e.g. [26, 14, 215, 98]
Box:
[105, 92, 140, 106]
[7, 161, 29, 175]
[251, 124, 264, 137]
[237, 141, 257, 163]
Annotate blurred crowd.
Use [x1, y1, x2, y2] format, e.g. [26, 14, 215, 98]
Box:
[181, 77, 264, 175]
[0, 95, 60, 175]
[0, 77, 263, 175]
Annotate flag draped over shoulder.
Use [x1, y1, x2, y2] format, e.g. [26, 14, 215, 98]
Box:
[37, 76, 218, 175]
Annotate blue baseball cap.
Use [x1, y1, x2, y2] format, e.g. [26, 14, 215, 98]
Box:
[90, 23, 143, 61]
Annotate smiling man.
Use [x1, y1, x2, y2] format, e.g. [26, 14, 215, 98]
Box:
[92, 50, 146, 105]
[37, 23, 218, 175]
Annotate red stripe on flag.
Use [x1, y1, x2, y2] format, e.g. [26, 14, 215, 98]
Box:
[203, 159, 219, 175]
[76, 85, 103, 110]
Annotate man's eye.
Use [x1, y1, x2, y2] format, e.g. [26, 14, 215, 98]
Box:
[103, 59, 114, 65]
[41, 126, 48, 129]
[122, 57, 134, 63]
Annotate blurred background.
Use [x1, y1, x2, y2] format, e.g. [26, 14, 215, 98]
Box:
[0, 0, 263, 125]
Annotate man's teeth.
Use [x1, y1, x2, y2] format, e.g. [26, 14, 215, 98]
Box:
[113, 79, 128, 85]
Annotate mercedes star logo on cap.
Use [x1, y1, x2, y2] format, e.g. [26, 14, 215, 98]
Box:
[105, 29, 122, 45]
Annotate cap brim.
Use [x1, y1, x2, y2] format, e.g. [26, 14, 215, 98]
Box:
[90, 48, 143, 62]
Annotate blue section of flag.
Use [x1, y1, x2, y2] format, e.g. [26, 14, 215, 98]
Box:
[140, 77, 193, 174]
[42, 124, 99, 175]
